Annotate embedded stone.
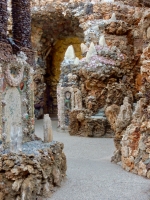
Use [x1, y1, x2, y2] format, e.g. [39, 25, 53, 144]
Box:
[86, 42, 97, 62]
[99, 35, 107, 46]
[74, 57, 80, 65]
[110, 13, 116, 21]
[81, 43, 88, 55]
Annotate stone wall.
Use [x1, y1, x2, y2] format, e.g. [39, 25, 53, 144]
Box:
[31, 0, 150, 176]
[0, 2, 67, 200]
[0, 141, 67, 200]
[105, 2, 150, 176]
[31, 0, 143, 118]
[31, 3, 84, 117]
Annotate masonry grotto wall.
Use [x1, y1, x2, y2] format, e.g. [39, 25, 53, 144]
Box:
[31, 2, 84, 118]
[0, 1, 67, 199]
[31, 0, 150, 177]
[55, 1, 142, 138]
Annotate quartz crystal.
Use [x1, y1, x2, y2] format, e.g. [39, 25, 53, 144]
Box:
[74, 57, 80, 65]
[99, 35, 107, 46]
[65, 45, 76, 60]
[81, 43, 88, 54]
[110, 13, 116, 21]
[86, 42, 97, 62]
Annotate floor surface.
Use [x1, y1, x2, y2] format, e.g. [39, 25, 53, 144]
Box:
[35, 119, 150, 200]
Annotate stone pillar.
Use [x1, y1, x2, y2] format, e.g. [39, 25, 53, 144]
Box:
[0, 0, 8, 42]
[43, 114, 53, 143]
[12, 0, 31, 48]
[12, 0, 35, 66]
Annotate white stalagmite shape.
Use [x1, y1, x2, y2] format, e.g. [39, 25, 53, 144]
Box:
[99, 35, 107, 46]
[86, 42, 97, 62]
[43, 114, 53, 143]
[81, 43, 88, 54]
[101, 0, 114, 2]
[110, 13, 116, 21]
[64, 45, 76, 60]
[74, 57, 80, 65]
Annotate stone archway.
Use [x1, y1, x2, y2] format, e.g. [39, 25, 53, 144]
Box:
[44, 37, 83, 115]
[31, 6, 84, 118]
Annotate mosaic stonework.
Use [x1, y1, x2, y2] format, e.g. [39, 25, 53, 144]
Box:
[57, 86, 74, 129]
[0, 52, 35, 148]
[57, 83, 83, 129]
[4, 87, 22, 142]
[0, 1, 67, 199]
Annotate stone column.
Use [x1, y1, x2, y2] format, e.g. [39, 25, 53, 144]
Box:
[0, 0, 8, 42]
[12, 0, 31, 48]
[12, 0, 35, 66]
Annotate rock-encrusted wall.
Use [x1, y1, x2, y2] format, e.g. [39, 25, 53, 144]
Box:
[56, 1, 143, 137]
[31, 0, 142, 120]
[0, 141, 67, 200]
[31, 0, 150, 176]
[0, 2, 67, 200]
[0, 0, 8, 43]
[105, 4, 150, 177]
[12, 0, 31, 49]
[31, 3, 84, 117]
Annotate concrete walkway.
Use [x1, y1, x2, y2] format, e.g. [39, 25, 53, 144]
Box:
[35, 119, 150, 200]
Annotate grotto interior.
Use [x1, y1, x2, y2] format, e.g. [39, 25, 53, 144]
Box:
[32, 0, 150, 179]
[0, 0, 150, 199]
[31, 9, 84, 117]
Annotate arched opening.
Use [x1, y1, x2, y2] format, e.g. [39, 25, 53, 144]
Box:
[44, 37, 83, 116]
[31, 10, 84, 118]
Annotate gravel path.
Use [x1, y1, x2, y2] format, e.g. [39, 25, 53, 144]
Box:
[35, 119, 150, 200]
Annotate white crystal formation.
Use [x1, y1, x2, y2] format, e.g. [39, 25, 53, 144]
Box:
[64, 45, 76, 60]
[110, 13, 116, 21]
[74, 57, 80, 65]
[86, 42, 97, 62]
[81, 43, 88, 54]
[99, 35, 107, 46]
[101, 0, 114, 2]
[43, 114, 53, 143]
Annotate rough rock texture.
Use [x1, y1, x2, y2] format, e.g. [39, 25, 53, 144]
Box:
[0, 2, 67, 199]
[120, 44, 150, 178]
[0, 141, 67, 200]
[106, 7, 150, 176]
[69, 110, 113, 137]
[0, 42, 14, 62]
[3, 0, 148, 176]
[106, 97, 132, 162]
[0, 0, 7, 42]
[31, 0, 141, 122]
[12, 0, 31, 49]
